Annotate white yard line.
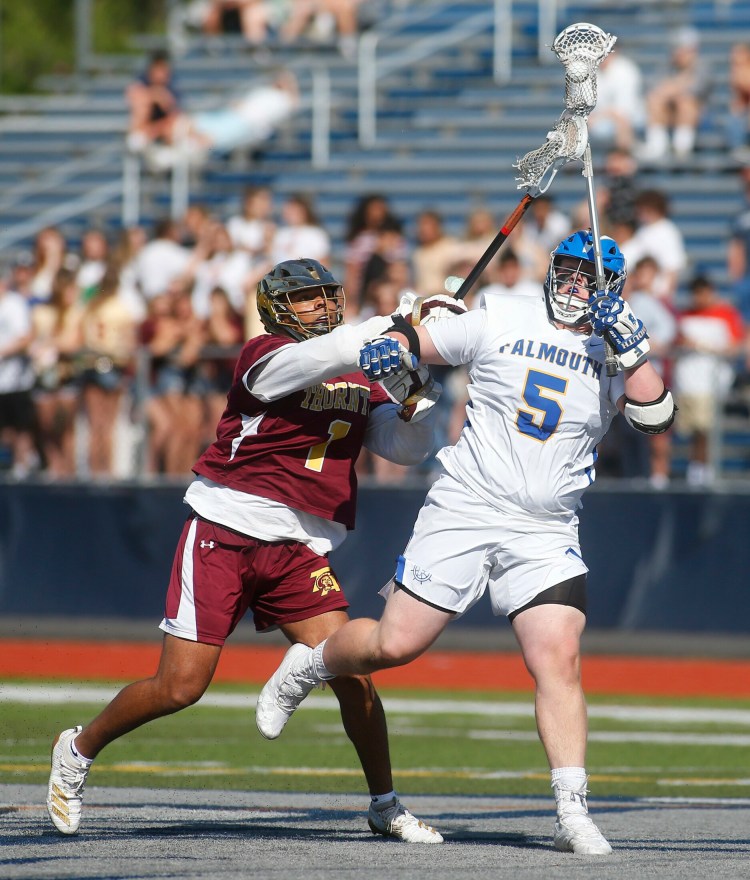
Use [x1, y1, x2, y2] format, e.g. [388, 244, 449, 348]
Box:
[3, 682, 750, 725]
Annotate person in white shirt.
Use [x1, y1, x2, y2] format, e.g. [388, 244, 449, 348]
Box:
[188, 70, 299, 155]
[626, 189, 688, 302]
[133, 219, 192, 301]
[256, 231, 676, 856]
[270, 192, 331, 266]
[478, 248, 546, 299]
[226, 184, 275, 258]
[588, 50, 646, 152]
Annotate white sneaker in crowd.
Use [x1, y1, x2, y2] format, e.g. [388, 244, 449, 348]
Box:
[256, 643, 320, 739]
[367, 799, 444, 843]
[46, 726, 90, 835]
[553, 783, 612, 855]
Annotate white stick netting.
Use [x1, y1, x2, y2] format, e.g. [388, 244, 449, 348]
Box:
[513, 114, 588, 194]
[551, 22, 616, 116]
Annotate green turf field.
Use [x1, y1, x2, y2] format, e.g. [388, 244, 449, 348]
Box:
[4, 682, 750, 800]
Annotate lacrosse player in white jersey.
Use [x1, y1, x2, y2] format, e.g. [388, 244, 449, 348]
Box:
[257, 230, 676, 855]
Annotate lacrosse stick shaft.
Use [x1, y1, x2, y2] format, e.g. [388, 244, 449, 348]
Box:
[452, 193, 535, 301]
[582, 144, 618, 377]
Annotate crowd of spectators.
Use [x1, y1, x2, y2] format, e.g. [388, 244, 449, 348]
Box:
[183, 0, 363, 58]
[1, 176, 749, 488]
[5, 22, 750, 487]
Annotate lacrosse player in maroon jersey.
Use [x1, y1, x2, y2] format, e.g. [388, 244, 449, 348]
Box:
[47, 258, 456, 842]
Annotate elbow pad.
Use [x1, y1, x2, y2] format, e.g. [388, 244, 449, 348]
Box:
[623, 388, 677, 435]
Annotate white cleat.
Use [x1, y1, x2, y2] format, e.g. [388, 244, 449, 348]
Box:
[256, 643, 320, 740]
[553, 784, 612, 855]
[367, 800, 444, 843]
[46, 726, 90, 835]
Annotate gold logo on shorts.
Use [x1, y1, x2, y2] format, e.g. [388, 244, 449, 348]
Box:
[310, 567, 341, 597]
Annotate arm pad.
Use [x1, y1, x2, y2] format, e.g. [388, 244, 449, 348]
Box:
[623, 388, 677, 435]
[363, 401, 436, 464]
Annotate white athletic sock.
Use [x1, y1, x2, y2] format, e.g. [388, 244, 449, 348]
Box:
[551, 766, 587, 792]
[312, 640, 336, 680]
[673, 125, 695, 157]
[642, 124, 669, 159]
[70, 737, 94, 766]
[371, 790, 398, 810]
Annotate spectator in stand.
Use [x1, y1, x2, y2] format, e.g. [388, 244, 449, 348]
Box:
[181, 204, 213, 250]
[270, 192, 331, 266]
[456, 207, 496, 264]
[197, 0, 284, 45]
[588, 48, 645, 153]
[599, 148, 640, 231]
[673, 274, 745, 486]
[133, 218, 192, 302]
[226, 185, 276, 261]
[569, 149, 638, 237]
[170, 70, 299, 168]
[10, 251, 36, 302]
[342, 193, 402, 316]
[111, 226, 149, 322]
[358, 218, 410, 314]
[625, 257, 678, 488]
[727, 165, 750, 324]
[125, 50, 182, 154]
[28, 227, 69, 305]
[411, 209, 459, 297]
[638, 26, 713, 162]
[0, 268, 38, 478]
[141, 281, 206, 476]
[626, 189, 688, 302]
[281, 0, 362, 58]
[478, 248, 544, 299]
[29, 268, 85, 478]
[76, 229, 109, 302]
[199, 286, 245, 445]
[726, 43, 750, 161]
[523, 195, 572, 256]
[186, 220, 253, 318]
[79, 266, 138, 477]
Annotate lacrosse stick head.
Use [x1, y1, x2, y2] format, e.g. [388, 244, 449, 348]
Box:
[514, 113, 588, 196]
[552, 22, 617, 116]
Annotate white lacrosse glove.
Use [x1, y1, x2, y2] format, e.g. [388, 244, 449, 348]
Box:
[382, 365, 443, 423]
[394, 290, 468, 326]
[588, 293, 650, 370]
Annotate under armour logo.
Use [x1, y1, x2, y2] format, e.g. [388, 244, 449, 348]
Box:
[200, 540, 216, 549]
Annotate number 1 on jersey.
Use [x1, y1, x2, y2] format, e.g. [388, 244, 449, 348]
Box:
[517, 369, 567, 442]
[305, 419, 351, 472]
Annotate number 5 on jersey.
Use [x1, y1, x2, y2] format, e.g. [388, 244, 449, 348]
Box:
[517, 369, 568, 442]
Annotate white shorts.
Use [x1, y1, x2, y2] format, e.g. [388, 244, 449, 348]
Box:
[393, 471, 588, 618]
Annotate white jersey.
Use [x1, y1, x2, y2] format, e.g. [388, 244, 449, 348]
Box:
[426, 292, 625, 519]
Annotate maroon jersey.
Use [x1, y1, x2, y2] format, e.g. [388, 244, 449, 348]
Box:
[193, 333, 390, 529]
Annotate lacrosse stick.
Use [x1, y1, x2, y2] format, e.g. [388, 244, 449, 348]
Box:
[552, 21, 619, 377]
[445, 113, 588, 300]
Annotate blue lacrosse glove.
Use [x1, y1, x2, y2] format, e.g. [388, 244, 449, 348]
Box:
[359, 337, 417, 380]
[588, 293, 650, 370]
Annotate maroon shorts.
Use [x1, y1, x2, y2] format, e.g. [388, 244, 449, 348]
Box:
[160, 515, 349, 645]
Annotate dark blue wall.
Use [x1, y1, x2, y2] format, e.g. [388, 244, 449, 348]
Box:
[0, 483, 747, 632]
